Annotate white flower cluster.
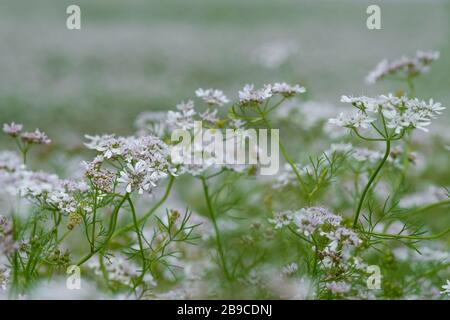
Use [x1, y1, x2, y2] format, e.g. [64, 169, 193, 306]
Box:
[239, 82, 305, 105]
[329, 95, 445, 134]
[0, 151, 86, 215]
[270, 207, 362, 267]
[88, 254, 156, 287]
[441, 280, 450, 297]
[366, 50, 440, 84]
[195, 88, 229, 106]
[326, 281, 351, 294]
[167, 100, 197, 130]
[84, 134, 175, 195]
[0, 264, 10, 291]
[0, 215, 17, 255]
[281, 262, 298, 277]
[3, 122, 51, 145]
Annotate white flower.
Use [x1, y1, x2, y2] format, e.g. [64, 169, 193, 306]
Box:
[238, 84, 272, 105]
[268, 210, 294, 229]
[199, 108, 218, 123]
[20, 129, 51, 145]
[282, 262, 298, 277]
[0, 265, 10, 290]
[195, 88, 229, 106]
[326, 281, 351, 294]
[365, 50, 440, 84]
[118, 160, 152, 194]
[84, 134, 121, 159]
[0, 151, 23, 172]
[270, 83, 306, 97]
[3, 122, 23, 137]
[329, 111, 375, 129]
[441, 280, 450, 296]
[166, 100, 196, 130]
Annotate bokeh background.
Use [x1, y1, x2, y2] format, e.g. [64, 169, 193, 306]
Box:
[0, 0, 449, 143]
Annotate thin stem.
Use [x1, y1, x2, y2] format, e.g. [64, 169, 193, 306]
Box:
[114, 175, 175, 236]
[201, 177, 231, 281]
[353, 139, 391, 228]
[91, 189, 98, 251]
[76, 194, 128, 266]
[364, 227, 450, 240]
[127, 194, 147, 287]
[352, 128, 385, 141]
[406, 200, 450, 216]
[256, 105, 308, 193]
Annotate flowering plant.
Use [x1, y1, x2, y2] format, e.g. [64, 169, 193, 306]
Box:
[0, 51, 449, 300]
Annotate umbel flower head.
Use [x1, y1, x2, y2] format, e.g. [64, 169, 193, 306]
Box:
[366, 50, 440, 84]
[84, 134, 176, 195]
[329, 94, 445, 136]
[3, 122, 51, 145]
[195, 88, 229, 106]
[238, 82, 305, 106]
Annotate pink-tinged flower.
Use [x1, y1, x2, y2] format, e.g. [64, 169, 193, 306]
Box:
[3, 122, 23, 137]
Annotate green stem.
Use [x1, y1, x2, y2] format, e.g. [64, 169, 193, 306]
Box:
[201, 177, 231, 281]
[256, 105, 308, 193]
[353, 139, 391, 228]
[76, 194, 128, 266]
[127, 194, 147, 286]
[364, 227, 450, 240]
[91, 189, 98, 251]
[114, 175, 175, 236]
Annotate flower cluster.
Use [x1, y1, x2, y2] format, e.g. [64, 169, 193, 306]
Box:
[88, 254, 156, 288]
[270, 207, 362, 264]
[441, 280, 450, 297]
[329, 95, 445, 135]
[166, 100, 196, 130]
[366, 50, 440, 84]
[3, 122, 51, 145]
[0, 150, 86, 216]
[0, 264, 10, 291]
[84, 134, 175, 195]
[0, 215, 16, 255]
[195, 88, 229, 106]
[238, 83, 305, 105]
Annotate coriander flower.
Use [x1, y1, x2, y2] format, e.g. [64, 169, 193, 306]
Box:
[84, 134, 122, 159]
[268, 210, 294, 229]
[21, 129, 51, 145]
[238, 84, 272, 105]
[282, 262, 298, 277]
[328, 111, 375, 129]
[330, 94, 445, 136]
[166, 100, 196, 130]
[366, 50, 440, 84]
[326, 281, 351, 294]
[195, 88, 229, 106]
[3, 122, 23, 137]
[270, 82, 306, 97]
[441, 280, 450, 296]
[118, 160, 155, 194]
[0, 264, 10, 290]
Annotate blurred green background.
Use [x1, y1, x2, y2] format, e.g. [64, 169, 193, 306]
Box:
[0, 0, 449, 145]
